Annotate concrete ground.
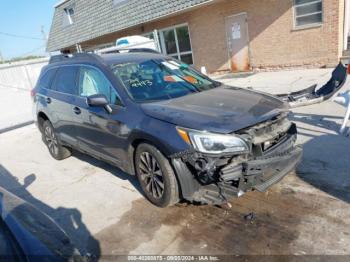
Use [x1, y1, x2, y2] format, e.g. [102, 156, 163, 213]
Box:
[212, 68, 334, 95]
[0, 98, 349, 258]
[0, 87, 33, 131]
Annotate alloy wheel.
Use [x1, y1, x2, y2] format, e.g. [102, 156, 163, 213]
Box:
[44, 126, 59, 156]
[139, 152, 165, 199]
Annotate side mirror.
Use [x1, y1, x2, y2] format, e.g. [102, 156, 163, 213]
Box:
[86, 94, 112, 113]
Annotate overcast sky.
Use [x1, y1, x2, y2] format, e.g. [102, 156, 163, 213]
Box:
[0, 0, 57, 60]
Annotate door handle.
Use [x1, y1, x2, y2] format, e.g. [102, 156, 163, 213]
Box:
[46, 97, 51, 104]
[73, 107, 81, 115]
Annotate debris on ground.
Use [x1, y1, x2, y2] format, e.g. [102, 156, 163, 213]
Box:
[278, 63, 347, 108]
[219, 202, 232, 210]
[244, 212, 256, 221]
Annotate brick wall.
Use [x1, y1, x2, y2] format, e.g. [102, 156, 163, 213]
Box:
[77, 0, 343, 73]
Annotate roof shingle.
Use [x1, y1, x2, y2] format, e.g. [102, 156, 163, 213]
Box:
[47, 0, 213, 51]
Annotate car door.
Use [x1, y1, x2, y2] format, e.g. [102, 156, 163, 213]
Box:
[47, 66, 79, 147]
[72, 65, 127, 165]
[35, 68, 57, 119]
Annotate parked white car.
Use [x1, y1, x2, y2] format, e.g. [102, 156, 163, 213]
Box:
[97, 35, 158, 54]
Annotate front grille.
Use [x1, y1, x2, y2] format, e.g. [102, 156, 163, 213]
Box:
[237, 112, 288, 136]
[253, 123, 297, 158]
[237, 112, 294, 157]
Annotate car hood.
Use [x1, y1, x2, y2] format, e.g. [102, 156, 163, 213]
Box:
[0, 187, 80, 260]
[141, 86, 289, 134]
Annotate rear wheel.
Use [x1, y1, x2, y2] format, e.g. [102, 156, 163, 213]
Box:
[42, 120, 71, 160]
[135, 143, 179, 207]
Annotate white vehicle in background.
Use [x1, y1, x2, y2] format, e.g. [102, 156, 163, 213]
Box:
[97, 35, 160, 54]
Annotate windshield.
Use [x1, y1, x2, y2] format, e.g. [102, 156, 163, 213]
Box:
[110, 59, 221, 102]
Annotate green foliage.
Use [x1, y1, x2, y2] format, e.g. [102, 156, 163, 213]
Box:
[0, 55, 45, 64]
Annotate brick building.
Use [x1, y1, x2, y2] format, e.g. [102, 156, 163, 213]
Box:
[47, 0, 350, 73]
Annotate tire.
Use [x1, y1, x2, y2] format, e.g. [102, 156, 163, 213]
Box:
[135, 143, 179, 207]
[42, 120, 72, 160]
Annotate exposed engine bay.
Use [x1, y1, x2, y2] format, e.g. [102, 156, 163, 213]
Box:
[171, 113, 302, 205]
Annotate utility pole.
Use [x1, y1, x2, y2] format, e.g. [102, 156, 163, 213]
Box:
[41, 25, 50, 57]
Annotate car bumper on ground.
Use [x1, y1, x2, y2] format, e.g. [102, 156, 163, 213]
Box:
[172, 123, 303, 205]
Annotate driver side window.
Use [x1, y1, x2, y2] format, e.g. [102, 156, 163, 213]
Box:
[79, 67, 110, 98]
[78, 66, 122, 106]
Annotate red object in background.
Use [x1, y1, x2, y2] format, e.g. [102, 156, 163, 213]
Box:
[164, 75, 176, 82]
[347, 64, 350, 75]
[183, 76, 198, 84]
[30, 88, 36, 99]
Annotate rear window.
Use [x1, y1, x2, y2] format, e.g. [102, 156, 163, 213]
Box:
[52, 66, 79, 95]
[37, 68, 57, 90]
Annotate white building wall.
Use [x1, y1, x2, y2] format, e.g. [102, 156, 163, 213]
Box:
[0, 58, 49, 91]
[0, 58, 49, 131]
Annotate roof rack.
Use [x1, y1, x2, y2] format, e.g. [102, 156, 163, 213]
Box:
[48, 53, 104, 64]
[49, 54, 70, 64]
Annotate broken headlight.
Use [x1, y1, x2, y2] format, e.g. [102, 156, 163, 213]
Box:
[177, 127, 250, 154]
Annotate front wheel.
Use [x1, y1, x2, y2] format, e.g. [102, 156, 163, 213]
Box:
[135, 143, 179, 207]
[42, 120, 72, 160]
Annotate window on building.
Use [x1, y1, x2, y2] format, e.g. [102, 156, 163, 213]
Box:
[52, 66, 79, 95]
[62, 5, 75, 26]
[294, 0, 323, 27]
[160, 25, 193, 64]
[143, 31, 163, 53]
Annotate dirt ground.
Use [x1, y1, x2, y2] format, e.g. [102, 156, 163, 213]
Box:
[92, 177, 350, 256]
[0, 100, 349, 259]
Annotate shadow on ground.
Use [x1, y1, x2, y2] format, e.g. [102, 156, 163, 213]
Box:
[71, 150, 144, 196]
[290, 112, 350, 203]
[290, 112, 343, 137]
[0, 165, 101, 259]
[296, 134, 350, 203]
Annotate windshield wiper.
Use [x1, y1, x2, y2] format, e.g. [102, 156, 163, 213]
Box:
[212, 81, 222, 88]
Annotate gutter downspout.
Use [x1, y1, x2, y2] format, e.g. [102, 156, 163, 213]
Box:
[75, 44, 82, 53]
[344, 0, 349, 51]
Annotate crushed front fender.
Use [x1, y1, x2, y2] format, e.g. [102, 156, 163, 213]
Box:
[171, 123, 302, 205]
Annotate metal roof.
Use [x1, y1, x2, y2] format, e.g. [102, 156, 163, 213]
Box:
[47, 0, 213, 52]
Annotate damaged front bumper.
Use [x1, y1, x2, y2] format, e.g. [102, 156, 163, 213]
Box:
[171, 121, 302, 205]
[277, 62, 347, 108]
